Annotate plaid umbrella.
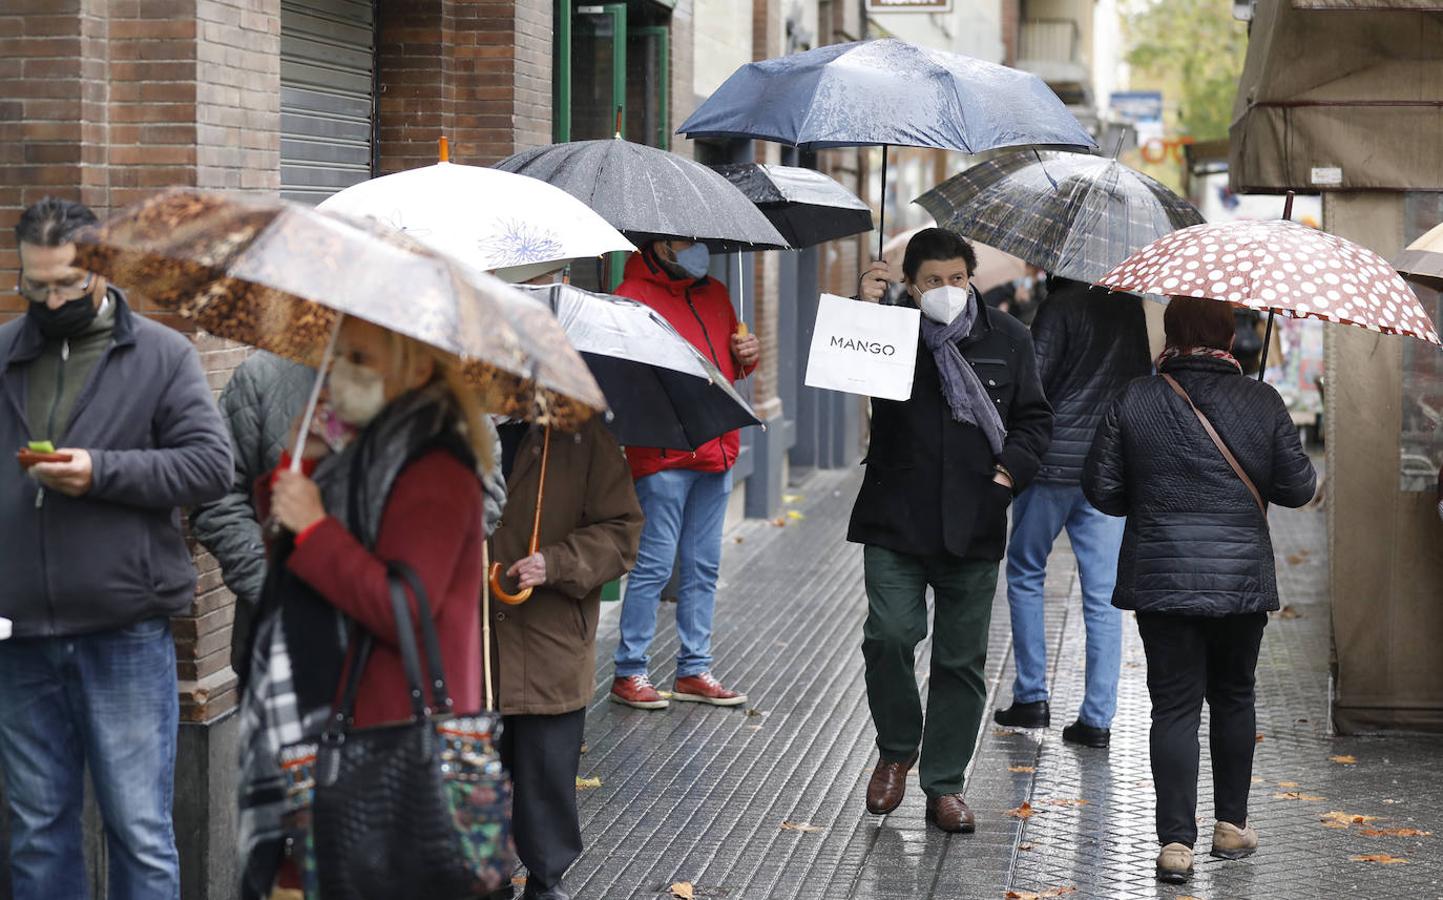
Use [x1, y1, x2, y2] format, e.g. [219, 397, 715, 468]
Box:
[915, 150, 1203, 283]
[1098, 219, 1442, 347]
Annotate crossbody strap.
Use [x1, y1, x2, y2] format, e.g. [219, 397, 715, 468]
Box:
[1161, 374, 1267, 515]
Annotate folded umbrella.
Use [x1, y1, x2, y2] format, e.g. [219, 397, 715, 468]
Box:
[494, 138, 788, 252]
[317, 155, 635, 284]
[518, 283, 760, 450]
[1393, 220, 1443, 293]
[1098, 216, 1442, 381]
[72, 190, 608, 431]
[916, 150, 1204, 284]
[711, 163, 873, 249]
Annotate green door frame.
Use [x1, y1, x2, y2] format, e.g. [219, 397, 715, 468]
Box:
[554, 0, 572, 141]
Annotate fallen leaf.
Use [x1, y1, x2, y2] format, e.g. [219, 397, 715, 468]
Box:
[1255, 733, 1265, 742]
[786, 510, 805, 520]
[1321, 811, 1379, 827]
[512, 875, 527, 887]
[1251, 776, 1265, 784]
[1279, 781, 1300, 788]
[1330, 755, 1357, 765]
[575, 776, 602, 790]
[1273, 792, 1326, 802]
[579, 742, 589, 755]
[746, 724, 763, 732]
[1285, 554, 1308, 566]
[994, 727, 1019, 737]
[783, 493, 803, 504]
[1322, 821, 1349, 830]
[1042, 798, 1089, 807]
[670, 883, 695, 900]
[745, 707, 766, 717]
[657, 690, 674, 699]
[780, 821, 824, 833]
[1358, 827, 1432, 837]
[1008, 765, 1037, 773]
[1007, 802, 1035, 819]
[1383, 799, 1398, 805]
[1018, 842, 1035, 851]
[770, 517, 786, 527]
[1350, 853, 1408, 864]
[733, 536, 745, 544]
[1005, 888, 1077, 899]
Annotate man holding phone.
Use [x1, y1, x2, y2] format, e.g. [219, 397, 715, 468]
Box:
[0, 198, 232, 899]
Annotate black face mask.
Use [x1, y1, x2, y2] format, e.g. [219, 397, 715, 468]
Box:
[28, 296, 99, 340]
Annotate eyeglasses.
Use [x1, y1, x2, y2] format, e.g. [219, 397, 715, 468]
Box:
[16, 272, 95, 304]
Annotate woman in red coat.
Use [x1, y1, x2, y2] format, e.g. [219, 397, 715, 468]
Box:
[238, 316, 506, 898]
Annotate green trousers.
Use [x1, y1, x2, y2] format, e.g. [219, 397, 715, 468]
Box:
[862, 544, 998, 798]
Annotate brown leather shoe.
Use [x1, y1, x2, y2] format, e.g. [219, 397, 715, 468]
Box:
[865, 751, 918, 815]
[925, 793, 976, 833]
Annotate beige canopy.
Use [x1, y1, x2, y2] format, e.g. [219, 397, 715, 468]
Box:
[1229, 1, 1443, 193]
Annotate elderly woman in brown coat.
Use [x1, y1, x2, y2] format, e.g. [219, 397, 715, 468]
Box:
[487, 415, 643, 900]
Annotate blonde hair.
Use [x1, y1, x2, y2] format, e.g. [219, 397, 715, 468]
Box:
[385, 330, 496, 474]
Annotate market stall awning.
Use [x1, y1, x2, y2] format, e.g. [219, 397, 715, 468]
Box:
[1229, 1, 1443, 193]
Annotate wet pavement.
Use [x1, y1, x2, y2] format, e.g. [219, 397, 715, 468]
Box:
[565, 468, 1443, 899]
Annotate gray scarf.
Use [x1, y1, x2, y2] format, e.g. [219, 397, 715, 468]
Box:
[918, 288, 1008, 457]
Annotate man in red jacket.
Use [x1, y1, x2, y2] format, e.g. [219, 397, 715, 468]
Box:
[609, 240, 759, 709]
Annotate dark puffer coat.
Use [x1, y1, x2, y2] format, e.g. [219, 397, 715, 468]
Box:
[1082, 355, 1317, 616]
[1030, 278, 1152, 485]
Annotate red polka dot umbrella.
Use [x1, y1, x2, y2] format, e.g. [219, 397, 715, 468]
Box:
[1097, 219, 1442, 350]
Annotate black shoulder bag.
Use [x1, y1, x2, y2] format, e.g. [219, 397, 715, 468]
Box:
[281, 561, 514, 899]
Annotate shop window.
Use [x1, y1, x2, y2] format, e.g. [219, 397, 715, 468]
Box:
[1400, 192, 1443, 492]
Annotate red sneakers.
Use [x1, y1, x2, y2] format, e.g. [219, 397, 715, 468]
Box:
[672, 673, 747, 707]
[610, 674, 669, 709]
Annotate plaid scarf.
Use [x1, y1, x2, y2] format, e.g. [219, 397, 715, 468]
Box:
[1156, 345, 1243, 373]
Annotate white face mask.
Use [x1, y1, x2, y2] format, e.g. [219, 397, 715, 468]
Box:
[328, 357, 388, 427]
[915, 284, 972, 325]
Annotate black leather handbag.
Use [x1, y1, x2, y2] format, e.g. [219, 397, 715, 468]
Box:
[298, 561, 513, 899]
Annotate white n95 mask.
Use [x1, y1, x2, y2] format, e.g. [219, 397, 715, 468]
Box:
[917, 285, 971, 325]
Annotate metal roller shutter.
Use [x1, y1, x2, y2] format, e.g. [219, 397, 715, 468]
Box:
[279, 0, 375, 204]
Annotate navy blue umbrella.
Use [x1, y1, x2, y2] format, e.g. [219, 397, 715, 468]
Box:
[678, 38, 1098, 255]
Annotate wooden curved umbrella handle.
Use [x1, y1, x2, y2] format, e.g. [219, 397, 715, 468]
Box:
[489, 425, 551, 606]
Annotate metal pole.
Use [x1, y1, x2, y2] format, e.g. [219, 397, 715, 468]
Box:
[289, 314, 344, 471]
[877, 144, 889, 260]
[1259, 191, 1296, 381]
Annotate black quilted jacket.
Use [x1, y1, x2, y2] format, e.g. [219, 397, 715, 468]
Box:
[1031, 278, 1152, 485]
[1082, 355, 1317, 616]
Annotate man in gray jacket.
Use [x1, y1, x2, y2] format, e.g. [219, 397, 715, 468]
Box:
[0, 198, 232, 899]
[191, 350, 313, 672]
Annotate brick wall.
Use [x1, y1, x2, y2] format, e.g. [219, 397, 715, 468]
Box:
[376, 0, 553, 171]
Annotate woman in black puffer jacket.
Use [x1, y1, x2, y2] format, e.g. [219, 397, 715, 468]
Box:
[1083, 296, 1316, 885]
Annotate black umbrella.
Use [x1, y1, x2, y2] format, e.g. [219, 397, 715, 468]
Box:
[711, 163, 873, 249]
[494, 138, 788, 252]
[519, 283, 761, 450]
[915, 150, 1204, 284]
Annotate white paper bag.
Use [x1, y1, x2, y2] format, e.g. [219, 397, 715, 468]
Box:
[804, 293, 920, 401]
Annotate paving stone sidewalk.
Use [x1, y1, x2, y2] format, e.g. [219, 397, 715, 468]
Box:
[564, 468, 1443, 900]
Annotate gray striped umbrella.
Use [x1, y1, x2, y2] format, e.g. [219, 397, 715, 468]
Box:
[915, 150, 1203, 284]
[494, 138, 788, 252]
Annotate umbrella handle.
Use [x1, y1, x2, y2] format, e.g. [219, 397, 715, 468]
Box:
[288, 314, 343, 473]
[877, 145, 889, 261]
[488, 425, 551, 605]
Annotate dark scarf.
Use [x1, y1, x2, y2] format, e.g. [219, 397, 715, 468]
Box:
[259, 383, 471, 718]
[918, 288, 1008, 457]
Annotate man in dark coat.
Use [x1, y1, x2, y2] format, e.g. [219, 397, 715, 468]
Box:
[0, 198, 232, 898]
[994, 278, 1152, 749]
[852, 229, 1052, 833]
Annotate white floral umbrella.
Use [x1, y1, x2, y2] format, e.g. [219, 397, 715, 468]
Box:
[318, 159, 635, 283]
[1098, 219, 1441, 347]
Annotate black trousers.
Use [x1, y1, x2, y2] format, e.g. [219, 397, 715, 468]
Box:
[498, 708, 587, 892]
[1136, 611, 1267, 848]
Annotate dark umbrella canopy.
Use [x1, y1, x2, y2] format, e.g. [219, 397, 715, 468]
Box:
[494, 138, 788, 252]
[712, 163, 873, 248]
[520, 283, 760, 450]
[677, 39, 1097, 153]
[916, 150, 1203, 283]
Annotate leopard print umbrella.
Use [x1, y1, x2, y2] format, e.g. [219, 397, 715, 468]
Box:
[72, 189, 606, 429]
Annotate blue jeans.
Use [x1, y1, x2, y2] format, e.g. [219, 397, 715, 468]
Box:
[1005, 482, 1125, 728]
[615, 468, 732, 679]
[0, 617, 181, 900]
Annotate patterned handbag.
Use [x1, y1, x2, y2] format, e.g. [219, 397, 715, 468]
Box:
[278, 561, 514, 899]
